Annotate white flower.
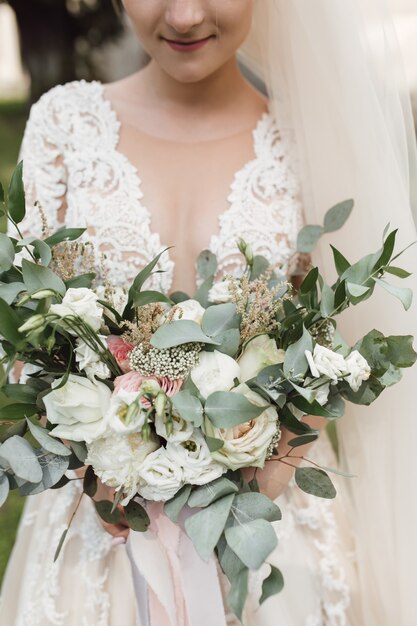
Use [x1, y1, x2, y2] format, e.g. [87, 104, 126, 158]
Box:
[50, 288, 103, 333]
[191, 350, 240, 399]
[75, 336, 110, 380]
[238, 335, 285, 382]
[166, 430, 226, 485]
[155, 410, 194, 443]
[305, 345, 348, 382]
[169, 299, 206, 325]
[95, 285, 128, 316]
[205, 383, 279, 470]
[304, 377, 330, 406]
[137, 447, 184, 502]
[208, 280, 234, 304]
[86, 432, 159, 504]
[44, 374, 111, 443]
[345, 350, 371, 392]
[105, 389, 148, 435]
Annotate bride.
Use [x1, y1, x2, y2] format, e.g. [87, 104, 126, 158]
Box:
[1, 1, 417, 625]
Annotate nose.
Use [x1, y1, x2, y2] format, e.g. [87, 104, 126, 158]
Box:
[165, 0, 205, 34]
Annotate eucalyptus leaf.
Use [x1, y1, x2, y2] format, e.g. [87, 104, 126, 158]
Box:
[125, 499, 150, 532]
[320, 283, 335, 317]
[297, 225, 324, 254]
[67, 440, 88, 463]
[346, 282, 371, 299]
[196, 249, 217, 281]
[170, 291, 190, 304]
[151, 320, 220, 349]
[44, 227, 86, 247]
[205, 436, 224, 452]
[18, 449, 69, 494]
[0, 473, 9, 507]
[283, 326, 313, 378]
[26, 420, 71, 456]
[260, 565, 285, 604]
[232, 492, 281, 523]
[22, 259, 66, 296]
[249, 255, 270, 280]
[185, 493, 235, 561]
[385, 335, 416, 368]
[8, 161, 25, 224]
[172, 391, 204, 426]
[188, 477, 238, 508]
[164, 484, 192, 523]
[373, 278, 412, 311]
[212, 328, 241, 357]
[0, 435, 42, 483]
[95, 500, 122, 525]
[194, 275, 215, 307]
[0, 403, 38, 421]
[32, 239, 52, 266]
[3, 384, 37, 403]
[65, 273, 96, 289]
[83, 465, 98, 498]
[54, 528, 68, 562]
[300, 267, 319, 295]
[384, 266, 411, 279]
[330, 245, 350, 276]
[131, 290, 173, 307]
[0, 297, 25, 345]
[202, 303, 239, 336]
[225, 519, 278, 569]
[0, 233, 15, 272]
[376, 229, 397, 268]
[0, 282, 25, 304]
[227, 567, 249, 622]
[295, 467, 336, 499]
[288, 433, 319, 448]
[323, 199, 354, 233]
[205, 391, 264, 428]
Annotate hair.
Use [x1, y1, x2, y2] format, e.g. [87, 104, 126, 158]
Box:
[111, 0, 123, 20]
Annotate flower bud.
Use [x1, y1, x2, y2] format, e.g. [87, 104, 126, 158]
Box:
[124, 400, 141, 425]
[18, 314, 46, 333]
[140, 379, 161, 398]
[154, 391, 167, 419]
[31, 289, 56, 300]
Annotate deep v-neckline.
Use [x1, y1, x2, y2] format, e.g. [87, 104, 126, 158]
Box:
[96, 82, 271, 290]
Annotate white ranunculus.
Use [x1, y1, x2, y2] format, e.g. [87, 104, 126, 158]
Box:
[166, 430, 226, 486]
[75, 336, 110, 380]
[155, 409, 194, 443]
[170, 299, 206, 325]
[86, 432, 159, 504]
[137, 447, 184, 502]
[305, 345, 348, 382]
[208, 280, 235, 304]
[238, 335, 285, 382]
[304, 377, 330, 406]
[45, 374, 111, 443]
[191, 350, 240, 399]
[205, 383, 279, 471]
[50, 288, 103, 332]
[105, 389, 147, 435]
[345, 350, 371, 392]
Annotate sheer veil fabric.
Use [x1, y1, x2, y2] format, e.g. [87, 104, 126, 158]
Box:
[241, 1, 417, 624]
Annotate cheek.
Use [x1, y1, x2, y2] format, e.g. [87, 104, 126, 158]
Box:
[215, 0, 254, 49]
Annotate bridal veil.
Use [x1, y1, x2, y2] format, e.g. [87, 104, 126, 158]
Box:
[241, 1, 417, 623]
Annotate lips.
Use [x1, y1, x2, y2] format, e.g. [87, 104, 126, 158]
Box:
[162, 35, 214, 52]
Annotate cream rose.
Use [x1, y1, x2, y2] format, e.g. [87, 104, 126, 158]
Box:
[166, 430, 226, 485]
[345, 350, 371, 392]
[238, 335, 285, 382]
[74, 336, 110, 380]
[169, 299, 206, 325]
[137, 447, 184, 502]
[86, 432, 159, 504]
[45, 374, 111, 443]
[305, 345, 348, 382]
[190, 350, 240, 399]
[49, 288, 103, 332]
[204, 383, 279, 470]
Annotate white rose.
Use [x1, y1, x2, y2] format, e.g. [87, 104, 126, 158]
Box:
[137, 447, 184, 502]
[105, 389, 147, 435]
[86, 432, 159, 504]
[166, 430, 226, 486]
[208, 280, 235, 304]
[75, 336, 111, 380]
[305, 345, 348, 382]
[205, 383, 279, 470]
[50, 288, 103, 333]
[95, 285, 128, 316]
[238, 335, 285, 382]
[44, 374, 111, 443]
[169, 299, 206, 325]
[191, 350, 240, 399]
[155, 410, 194, 443]
[304, 377, 330, 406]
[345, 350, 371, 392]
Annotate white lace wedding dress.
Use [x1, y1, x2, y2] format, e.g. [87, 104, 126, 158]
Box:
[0, 81, 361, 626]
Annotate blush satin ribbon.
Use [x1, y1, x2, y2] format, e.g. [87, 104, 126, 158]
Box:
[126, 502, 228, 626]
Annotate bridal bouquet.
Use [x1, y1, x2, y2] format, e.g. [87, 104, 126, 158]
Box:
[0, 164, 415, 620]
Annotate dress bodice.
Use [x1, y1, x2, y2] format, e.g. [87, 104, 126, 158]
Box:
[19, 80, 304, 292]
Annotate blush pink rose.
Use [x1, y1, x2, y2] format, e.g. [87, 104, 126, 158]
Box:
[106, 335, 134, 373]
[114, 372, 183, 407]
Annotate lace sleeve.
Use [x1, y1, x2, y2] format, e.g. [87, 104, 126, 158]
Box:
[17, 86, 69, 238]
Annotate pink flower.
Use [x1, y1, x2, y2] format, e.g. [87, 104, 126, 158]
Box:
[114, 372, 183, 408]
[106, 335, 134, 373]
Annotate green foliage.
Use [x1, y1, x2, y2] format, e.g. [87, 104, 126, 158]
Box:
[151, 319, 220, 349]
[295, 467, 337, 499]
[204, 391, 264, 428]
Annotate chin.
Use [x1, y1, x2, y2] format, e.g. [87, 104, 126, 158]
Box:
[162, 62, 220, 84]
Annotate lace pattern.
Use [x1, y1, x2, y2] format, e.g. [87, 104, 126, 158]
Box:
[6, 80, 353, 626]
